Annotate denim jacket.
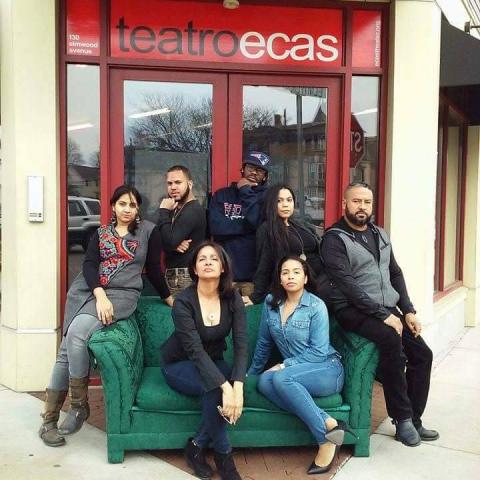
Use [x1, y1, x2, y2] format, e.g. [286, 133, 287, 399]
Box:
[248, 291, 338, 375]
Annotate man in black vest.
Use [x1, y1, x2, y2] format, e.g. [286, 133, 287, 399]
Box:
[321, 182, 438, 447]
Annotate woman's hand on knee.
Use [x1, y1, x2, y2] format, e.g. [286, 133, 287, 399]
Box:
[231, 381, 244, 424]
[220, 381, 235, 422]
[94, 288, 114, 325]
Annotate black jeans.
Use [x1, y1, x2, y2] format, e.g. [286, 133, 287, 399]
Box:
[335, 306, 433, 424]
[162, 359, 232, 453]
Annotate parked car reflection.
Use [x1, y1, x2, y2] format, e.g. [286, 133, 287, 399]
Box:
[68, 196, 100, 251]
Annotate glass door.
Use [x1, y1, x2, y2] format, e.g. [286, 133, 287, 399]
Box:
[110, 71, 341, 230]
[228, 74, 342, 232]
[109, 70, 228, 222]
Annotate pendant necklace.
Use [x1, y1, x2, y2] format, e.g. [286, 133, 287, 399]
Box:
[171, 203, 186, 224]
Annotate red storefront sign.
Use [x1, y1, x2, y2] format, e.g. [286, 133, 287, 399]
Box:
[352, 10, 382, 68]
[65, 1, 383, 68]
[110, 0, 344, 66]
[66, 0, 100, 56]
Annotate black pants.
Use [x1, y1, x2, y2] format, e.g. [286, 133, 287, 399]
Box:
[336, 306, 433, 423]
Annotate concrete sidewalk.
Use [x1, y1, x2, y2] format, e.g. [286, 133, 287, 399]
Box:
[0, 385, 195, 480]
[335, 325, 480, 480]
[1, 326, 479, 480]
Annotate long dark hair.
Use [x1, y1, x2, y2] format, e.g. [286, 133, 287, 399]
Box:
[188, 241, 234, 299]
[110, 185, 142, 234]
[263, 184, 296, 259]
[268, 255, 318, 309]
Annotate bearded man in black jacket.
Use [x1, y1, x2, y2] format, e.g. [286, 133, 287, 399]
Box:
[321, 182, 439, 447]
[158, 165, 207, 296]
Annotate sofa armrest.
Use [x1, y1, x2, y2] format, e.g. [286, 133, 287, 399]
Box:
[88, 315, 144, 433]
[330, 319, 379, 429]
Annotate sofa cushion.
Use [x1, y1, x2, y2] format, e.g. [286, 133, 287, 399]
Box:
[136, 367, 201, 412]
[134, 298, 175, 367]
[135, 367, 343, 413]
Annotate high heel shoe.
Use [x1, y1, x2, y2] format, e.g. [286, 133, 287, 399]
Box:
[325, 420, 358, 446]
[307, 444, 339, 475]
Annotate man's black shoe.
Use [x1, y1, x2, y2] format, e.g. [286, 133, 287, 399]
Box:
[184, 438, 213, 479]
[394, 419, 421, 447]
[416, 425, 440, 441]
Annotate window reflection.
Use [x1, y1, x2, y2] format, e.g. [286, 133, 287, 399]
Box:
[350, 76, 380, 218]
[242, 85, 327, 231]
[444, 111, 463, 286]
[124, 81, 212, 221]
[67, 64, 100, 286]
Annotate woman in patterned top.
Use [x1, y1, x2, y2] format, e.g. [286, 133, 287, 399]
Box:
[39, 185, 173, 448]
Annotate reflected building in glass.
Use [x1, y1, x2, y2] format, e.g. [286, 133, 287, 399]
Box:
[242, 86, 328, 230]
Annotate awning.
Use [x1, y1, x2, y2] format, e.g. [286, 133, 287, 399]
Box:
[440, 16, 480, 124]
[440, 15, 480, 87]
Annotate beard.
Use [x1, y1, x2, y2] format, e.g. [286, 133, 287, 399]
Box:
[345, 205, 372, 227]
[177, 184, 191, 204]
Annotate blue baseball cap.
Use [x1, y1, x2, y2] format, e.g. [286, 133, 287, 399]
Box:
[243, 151, 271, 173]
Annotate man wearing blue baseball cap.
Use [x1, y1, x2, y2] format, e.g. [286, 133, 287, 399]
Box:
[209, 151, 271, 296]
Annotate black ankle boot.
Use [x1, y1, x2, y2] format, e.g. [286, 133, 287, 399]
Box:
[214, 451, 242, 480]
[413, 420, 440, 441]
[184, 438, 213, 479]
[394, 418, 421, 447]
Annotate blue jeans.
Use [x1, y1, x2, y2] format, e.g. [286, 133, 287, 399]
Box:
[257, 356, 344, 444]
[162, 359, 232, 454]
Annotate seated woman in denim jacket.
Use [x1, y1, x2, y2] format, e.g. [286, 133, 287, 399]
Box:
[248, 255, 347, 475]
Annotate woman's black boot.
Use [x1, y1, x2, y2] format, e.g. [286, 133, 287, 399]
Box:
[214, 451, 242, 480]
[184, 438, 214, 479]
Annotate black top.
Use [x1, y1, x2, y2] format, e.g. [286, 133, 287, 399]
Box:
[251, 220, 323, 304]
[82, 227, 171, 299]
[161, 286, 248, 391]
[157, 200, 207, 268]
[321, 217, 415, 321]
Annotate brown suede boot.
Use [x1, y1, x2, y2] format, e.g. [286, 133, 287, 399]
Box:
[38, 388, 68, 447]
[57, 377, 90, 436]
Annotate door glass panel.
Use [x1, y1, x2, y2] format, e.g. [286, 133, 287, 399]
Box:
[67, 64, 100, 286]
[242, 85, 327, 232]
[124, 81, 212, 221]
[350, 76, 380, 220]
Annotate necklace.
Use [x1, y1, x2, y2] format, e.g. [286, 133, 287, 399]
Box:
[172, 200, 192, 224]
[289, 225, 306, 260]
[198, 290, 220, 326]
[204, 311, 219, 326]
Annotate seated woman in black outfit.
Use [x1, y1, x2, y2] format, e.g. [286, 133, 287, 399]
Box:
[161, 241, 248, 480]
[244, 184, 324, 305]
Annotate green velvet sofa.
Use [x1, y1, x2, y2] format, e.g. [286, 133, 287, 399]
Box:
[88, 297, 379, 463]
